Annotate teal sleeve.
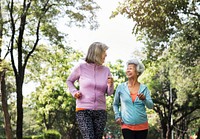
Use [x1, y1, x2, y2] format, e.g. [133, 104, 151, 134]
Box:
[113, 85, 121, 120]
[143, 88, 154, 109]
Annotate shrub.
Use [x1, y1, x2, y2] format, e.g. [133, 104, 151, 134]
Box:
[23, 136, 32, 139]
[43, 130, 61, 139]
[32, 135, 44, 139]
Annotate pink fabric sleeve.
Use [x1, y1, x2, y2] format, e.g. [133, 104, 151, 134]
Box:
[66, 64, 80, 97]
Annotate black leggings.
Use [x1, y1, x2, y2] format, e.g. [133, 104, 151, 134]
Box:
[122, 129, 148, 139]
[76, 110, 107, 139]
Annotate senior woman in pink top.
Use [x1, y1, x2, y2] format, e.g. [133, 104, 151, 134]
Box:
[67, 42, 114, 139]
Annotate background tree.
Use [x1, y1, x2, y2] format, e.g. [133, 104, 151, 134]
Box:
[2, 0, 100, 138]
[111, 0, 200, 62]
[24, 45, 82, 138]
[141, 55, 200, 139]
[0, 62, 13, 139]
[1, 1, 13, 136]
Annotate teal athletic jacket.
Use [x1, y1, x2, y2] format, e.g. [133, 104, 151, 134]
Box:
[113, 82, 154, 125]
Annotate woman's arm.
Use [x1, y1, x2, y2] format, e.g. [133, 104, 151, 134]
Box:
[66, 65, 81, 97]
[113, 85, 121, 120]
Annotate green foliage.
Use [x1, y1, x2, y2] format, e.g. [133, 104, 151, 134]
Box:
[141, 55, 200, 138]
[112, 0, 200, 61]
[147, 125, 161, 139]
[32, 135, 44, 139]
[0, 106, 5, 137]
[23, 100, 43, 136]
[24, 45, 82, 137]
[147, 110, 162, 138]
[0, 60, 11, 72]
[23, 136, 32, 139]
[107, 60, 126, 88]
[43, 130, 61, 139]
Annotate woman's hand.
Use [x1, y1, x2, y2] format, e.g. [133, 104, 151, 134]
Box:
[107, 76, 113, 86]
[74, 92, 82, 99]
[116, 118, 123, 125]
[137, 93, 146, 100]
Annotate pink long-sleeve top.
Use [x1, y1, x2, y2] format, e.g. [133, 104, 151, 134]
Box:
[66, 62, 114, 110]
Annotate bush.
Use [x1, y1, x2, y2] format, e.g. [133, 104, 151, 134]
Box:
[32, 135, 44, 139]
[43, 130, 61, 139]
[23, 136, 32, 139]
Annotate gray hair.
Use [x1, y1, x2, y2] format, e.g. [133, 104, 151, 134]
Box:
[126, 58, 145, 76]
[85, 42, 108, 65]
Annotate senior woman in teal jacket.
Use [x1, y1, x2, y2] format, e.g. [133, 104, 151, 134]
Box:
[113, 58, 153, 139]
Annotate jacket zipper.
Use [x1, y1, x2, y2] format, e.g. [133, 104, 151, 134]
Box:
[94, 65, 96, 110]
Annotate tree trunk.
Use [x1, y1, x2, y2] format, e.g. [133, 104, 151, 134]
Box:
[16, 77, 23, 139]
[166, 125, 171, 139]
[161, 119, 167, 139]
[1, 70, 13, 139]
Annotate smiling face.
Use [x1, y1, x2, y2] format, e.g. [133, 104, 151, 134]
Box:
[126, 64, 138, 79]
